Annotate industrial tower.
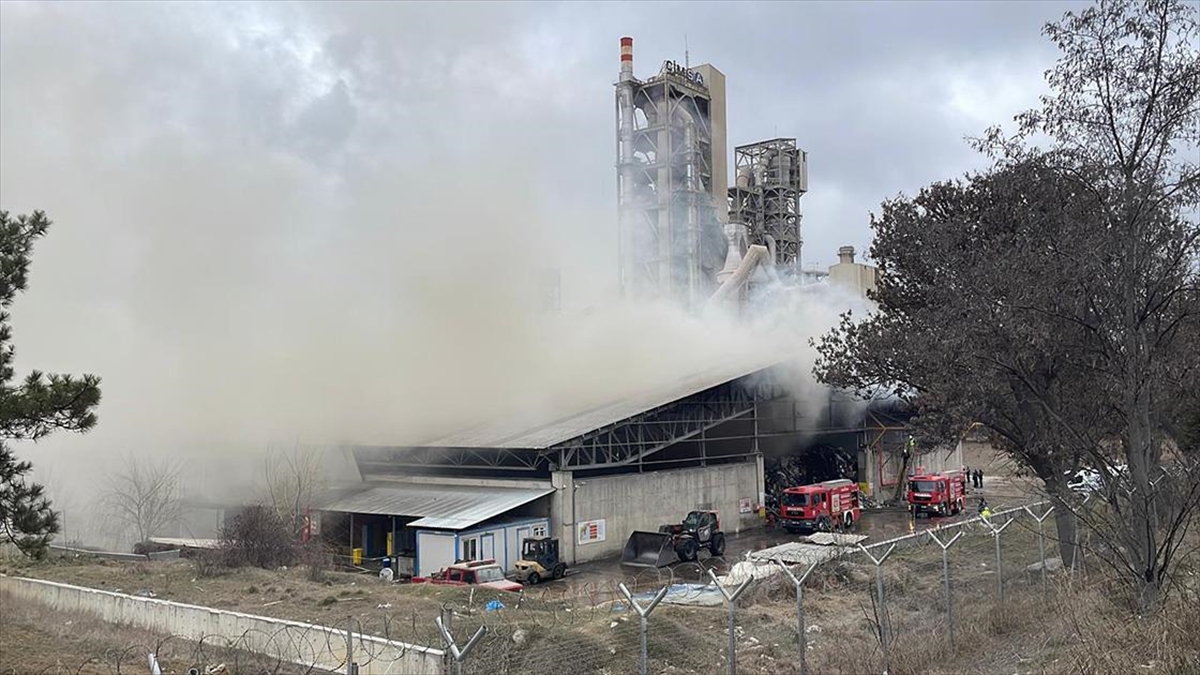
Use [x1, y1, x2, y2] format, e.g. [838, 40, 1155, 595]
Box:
[728, 139, 808, 274]
[615, 37, 729, 310]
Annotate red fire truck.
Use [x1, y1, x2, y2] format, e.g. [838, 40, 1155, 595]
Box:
[779, 478, 862, 533]
[906, 470, 967, 517]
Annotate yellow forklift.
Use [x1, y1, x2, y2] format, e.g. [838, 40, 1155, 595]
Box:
[512, 537, 567, 585]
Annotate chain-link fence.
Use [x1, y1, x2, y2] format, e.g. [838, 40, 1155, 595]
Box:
[7, 500, 1199, 675]
[290, 503, 1077, 675]
[385, 501, 1195, 675]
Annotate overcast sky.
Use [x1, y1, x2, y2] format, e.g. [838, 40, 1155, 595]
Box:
[0, 1, 1088, 474]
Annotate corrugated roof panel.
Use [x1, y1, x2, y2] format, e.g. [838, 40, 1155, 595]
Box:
[317, 483, 553, 531]
[419, 356, 781, 450]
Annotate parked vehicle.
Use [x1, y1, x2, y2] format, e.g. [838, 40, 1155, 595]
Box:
[621, 510, 726, 566]
[512, 537, 566, 585]
[779, 479, 862, 533]
[1067, 468, 1102, 493]
[906, 470, 966, 517]
[411, 559, 523, 592]
[1066, 464, 1127, 494]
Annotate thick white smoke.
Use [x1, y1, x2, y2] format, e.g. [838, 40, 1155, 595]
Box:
[0, 3, 876, 549]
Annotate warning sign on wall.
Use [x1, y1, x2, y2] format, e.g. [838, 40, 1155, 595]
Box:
[738, 498, 753, 514]
[577, 519, 606, 545]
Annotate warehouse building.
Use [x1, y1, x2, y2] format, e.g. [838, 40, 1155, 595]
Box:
[317, 357, 792, 574]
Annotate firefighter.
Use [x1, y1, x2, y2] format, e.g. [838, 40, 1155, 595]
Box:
[978, 498, 992, 519]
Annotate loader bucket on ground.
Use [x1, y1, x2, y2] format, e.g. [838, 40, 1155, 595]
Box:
[621, 531, 676, 567]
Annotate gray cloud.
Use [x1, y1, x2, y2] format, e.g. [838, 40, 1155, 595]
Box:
[1, 0, 1085, 509]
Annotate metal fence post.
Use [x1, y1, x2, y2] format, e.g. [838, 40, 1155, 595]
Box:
[1076, 493, 1091, 574]
[1024, 505, 1055, 590]
[345, 616, 356, 675]
[857, 543, 897, 674]
[983, 516, 1014, 603]
[436, 615, 487, 675]
[927, 530, 963, 650]
[618, 583, 669, 675]
[707, 569, 754, 675]
[772, 560, 817, 675]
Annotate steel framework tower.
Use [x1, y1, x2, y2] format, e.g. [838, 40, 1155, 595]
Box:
[616, 37, 728, 310]
[728, 139, 808, 274]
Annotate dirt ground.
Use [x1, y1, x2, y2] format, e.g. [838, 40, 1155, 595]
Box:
[6, 520, 1198, 675]
[3, 554, 488, 631]
[6, 502, 1001, 622]
[3, 463, 1040, 641]
[5, 465, 1195, 675]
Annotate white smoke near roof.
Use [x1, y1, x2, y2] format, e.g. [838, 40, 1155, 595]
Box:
[0, 2, 876, 547]
[5, 133, 861, 450]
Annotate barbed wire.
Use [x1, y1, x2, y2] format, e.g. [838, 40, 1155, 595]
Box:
[8, 502, 1195, 675]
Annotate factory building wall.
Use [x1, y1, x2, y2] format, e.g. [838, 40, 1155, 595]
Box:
[692, 63, 727, 220]
[828, 246, 879, 300]
[552, 461, 762, 564]
[861, 442, 964, 497]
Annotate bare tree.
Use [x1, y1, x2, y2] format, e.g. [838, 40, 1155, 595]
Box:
[263, 445, 325, 537]
[102, 454, 182, 547]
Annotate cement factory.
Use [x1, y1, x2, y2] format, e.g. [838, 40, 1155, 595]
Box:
[305, 38, 963, 578]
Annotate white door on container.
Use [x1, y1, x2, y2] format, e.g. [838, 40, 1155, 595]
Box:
[417, 532, 455, 577]
[482, 533, 495, 563]
[461, 536, 479, 561]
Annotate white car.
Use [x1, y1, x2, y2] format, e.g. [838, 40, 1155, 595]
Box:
[1066, 464, 1128, 494]
[1067, 468, 1102, 494]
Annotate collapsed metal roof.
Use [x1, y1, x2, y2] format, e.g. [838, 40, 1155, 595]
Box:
[316, 482, 554, 531]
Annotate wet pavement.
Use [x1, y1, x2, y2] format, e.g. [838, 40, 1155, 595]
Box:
[535, 500, 995, 600]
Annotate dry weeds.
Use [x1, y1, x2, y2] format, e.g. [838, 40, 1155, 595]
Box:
[4, 521, 1197, 675]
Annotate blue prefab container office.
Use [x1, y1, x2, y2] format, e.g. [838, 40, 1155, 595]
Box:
[414, 517, 550, 578]
[316, 482, 554, 577]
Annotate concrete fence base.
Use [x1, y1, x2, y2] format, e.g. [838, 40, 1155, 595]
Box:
[0, 575, 444, 675]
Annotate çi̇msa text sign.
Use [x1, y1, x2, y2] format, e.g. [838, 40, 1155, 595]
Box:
[577, 519, 606, 545]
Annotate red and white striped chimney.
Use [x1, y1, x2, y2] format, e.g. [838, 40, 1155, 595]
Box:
[620, 37, 633, 80]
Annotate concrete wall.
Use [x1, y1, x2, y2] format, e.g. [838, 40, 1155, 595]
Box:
[913, 444, 965, 476]
[47, 544, 180, 562]
[553, 462, 762, 564]
[0, 575, 444, 675]
[862, 442, 964, 497]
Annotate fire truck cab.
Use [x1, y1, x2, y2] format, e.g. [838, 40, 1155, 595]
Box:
[906, 470, 967, 517]
[779, 478, 862, 533]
